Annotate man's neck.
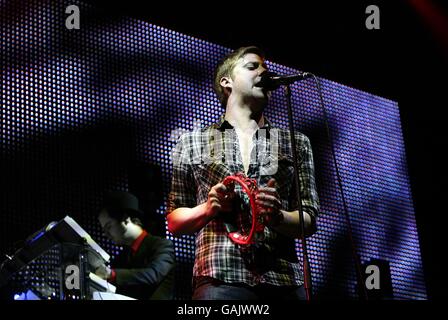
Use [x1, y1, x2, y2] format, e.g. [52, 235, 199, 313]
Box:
[224, 103, 265, 132]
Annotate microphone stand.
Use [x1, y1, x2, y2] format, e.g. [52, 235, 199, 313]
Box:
[277, 73, 367, 300]
[283, 84, 313, 301]
[310, 75, 368, 300]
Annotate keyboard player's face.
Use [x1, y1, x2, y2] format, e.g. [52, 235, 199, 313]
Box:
[98, 209, 127, 245]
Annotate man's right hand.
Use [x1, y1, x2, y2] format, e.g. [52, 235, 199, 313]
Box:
[205, 183, 234, 218]
[95, 263, 112, 280]
[168, 182, 235, 235]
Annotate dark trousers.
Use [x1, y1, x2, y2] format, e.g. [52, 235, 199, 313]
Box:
[192, 280, 306, 300]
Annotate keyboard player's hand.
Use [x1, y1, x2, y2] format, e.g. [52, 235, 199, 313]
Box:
[95, 263, 112, 280]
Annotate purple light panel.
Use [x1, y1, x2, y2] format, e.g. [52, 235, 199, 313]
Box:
[0, 0, 426, 299]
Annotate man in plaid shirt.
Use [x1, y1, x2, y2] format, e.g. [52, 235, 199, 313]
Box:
[167, 46, 319, 300]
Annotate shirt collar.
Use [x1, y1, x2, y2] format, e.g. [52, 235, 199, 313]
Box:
[130, 229, 148, 254]
[211, 114, 273, 131]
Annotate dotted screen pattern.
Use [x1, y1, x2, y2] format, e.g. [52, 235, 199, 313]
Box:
[0, 0, 426, 299]
[12, 245, 62, 300]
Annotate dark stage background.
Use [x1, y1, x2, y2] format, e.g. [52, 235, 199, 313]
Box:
[1, 0, 446, 300]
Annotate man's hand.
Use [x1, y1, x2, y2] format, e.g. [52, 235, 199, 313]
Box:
[205, 183, 234, 218]
[95, 264, 112, 280]
[256, 178, 284, 226]
[168, 182, 235, 235]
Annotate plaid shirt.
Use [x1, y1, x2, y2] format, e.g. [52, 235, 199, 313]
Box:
[168, 115, 320, 288]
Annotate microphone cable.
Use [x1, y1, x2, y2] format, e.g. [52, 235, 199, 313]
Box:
[306, 73, 368, 300]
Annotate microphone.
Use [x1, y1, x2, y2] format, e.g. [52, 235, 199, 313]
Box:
[255, 71, 312, 91]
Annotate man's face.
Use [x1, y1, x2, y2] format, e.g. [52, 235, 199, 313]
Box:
[227, 53, 271, 105]
[98, 210, 127, 245]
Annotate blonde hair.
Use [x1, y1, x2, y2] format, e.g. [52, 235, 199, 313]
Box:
[213, 46, 265, 107]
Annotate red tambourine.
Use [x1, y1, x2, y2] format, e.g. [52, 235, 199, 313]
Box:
[221, 173, 264, 245]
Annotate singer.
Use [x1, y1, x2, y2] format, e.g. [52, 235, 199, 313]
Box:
[167, 46, 320, 300]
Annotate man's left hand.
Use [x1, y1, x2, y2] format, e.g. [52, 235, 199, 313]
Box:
[256, 178, 284, 226]
[95, 264, 112, 280]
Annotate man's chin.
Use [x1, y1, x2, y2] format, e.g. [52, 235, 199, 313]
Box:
[253, 91, 270, 101]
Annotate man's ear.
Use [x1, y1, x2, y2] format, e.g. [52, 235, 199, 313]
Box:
[123, 217, 131, 225]
[220, 76, 232, 90]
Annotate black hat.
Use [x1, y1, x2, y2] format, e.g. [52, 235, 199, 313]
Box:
[102, 191, 144, 219]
